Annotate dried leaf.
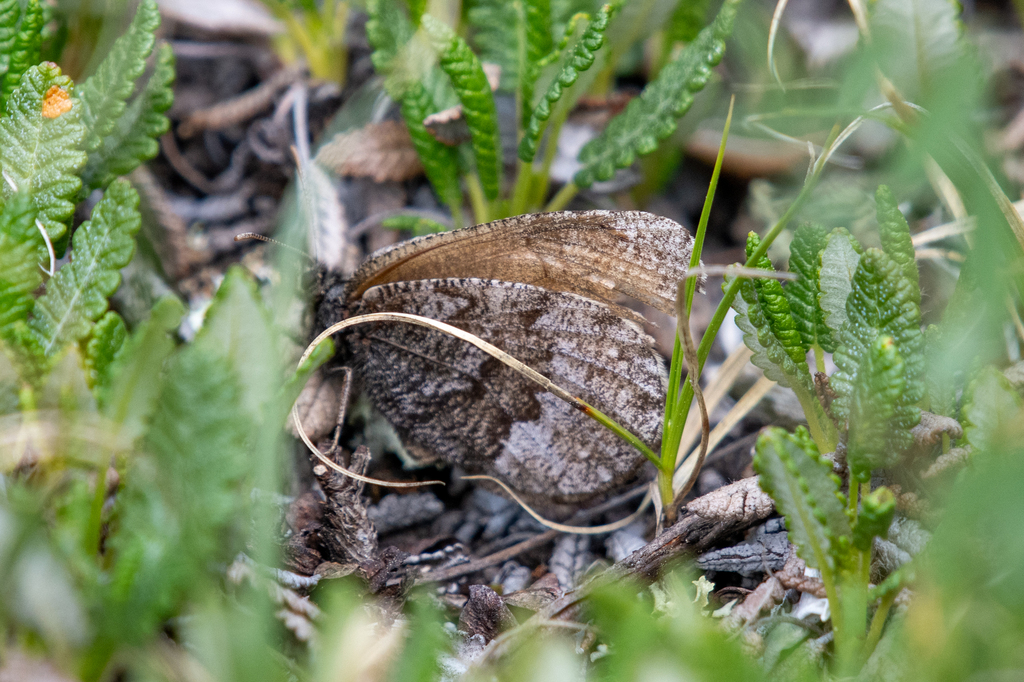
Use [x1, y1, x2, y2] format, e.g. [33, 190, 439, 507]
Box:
[316, 120, 424, 182]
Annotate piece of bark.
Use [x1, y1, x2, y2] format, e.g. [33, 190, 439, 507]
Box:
[922, 445, 972, 479]
[723, 575, 785, 629]
[459, 585, 518, 642]
[368, 492, 446, 536]
[178, 63, 306, 138]
[685, 476, 775, 525]
[910, 412, 964, 451]
[314, 445, 378, 565]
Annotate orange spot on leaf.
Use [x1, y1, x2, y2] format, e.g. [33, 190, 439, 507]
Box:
[42, 86, 72, 119]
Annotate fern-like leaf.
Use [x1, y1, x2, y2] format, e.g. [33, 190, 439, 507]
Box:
[746, 232, 805, 364]
[80, 41, 174, 193]
[0, 192, 41, 336]
[754, 426, 850, 574]
[367, 0, 462, 211]
[0, 0, 42, 109]
[831, 249, 924, 453]
[467, 0, 521, 92]
[729, 275, 813, 394]
[0, 63, 87, 244]
[785, 222, 834, 352]
[817, 227, 862, 340]
[518, 3, 614, 163]
[845, 334, 906, 481]
[875, 185, 920, 304]
[0, 0, 22, 79]
[667, 0, 713, 44]
[423, 15, 502, 200]
[29, 179, 141, 357]
[83, 310, 127, 393]
[77, 0, 160, 153]
[573, 0, 740, 187]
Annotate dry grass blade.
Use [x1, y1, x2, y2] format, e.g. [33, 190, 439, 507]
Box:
[672, 374, 775, 495]
[295, 311, 648, 487]
[767, 0, 790, 90]
[315, 121, 424, 182]
[686, 264, 797, 280]
[461, 475, 652, 534]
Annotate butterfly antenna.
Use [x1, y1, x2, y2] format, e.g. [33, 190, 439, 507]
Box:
[235, 232, 316, 264]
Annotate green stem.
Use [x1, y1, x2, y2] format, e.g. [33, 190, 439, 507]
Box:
[814, 344, 826, 373]
[862, 590, 897, 662]
[510, 160, 535, 217]
[545, 182, 578, 212]
[83, 465, 107, 557]
[532, 104, 573, 208]
[466, 174, 490, 224]
[661, 167, 826, 470]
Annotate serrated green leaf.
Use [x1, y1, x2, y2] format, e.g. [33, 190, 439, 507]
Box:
[467, 0, 521, 92]
[77, 0, 160, 153]
[80, 36, 174, 193]
[0, 1, 20, 71]
[746, 232, 805, 364]
[29, 179, 141, 357]
[194, 267, 282, 423]
[0, 0, 42, 109]
[518, 3, 614, 163]
[423, 14, 502, 200]
[102, 295, 184, 442]
[103, 341, 250, 646]
[962, 366, 1024, 453]
[785, 222, 834, 353]
[852, 486, 895, 551]
[1, 319, 45, 386]
[0, 192, 41, 336]
[831, 249, 924, 454]
[730, 275, 813, 393]
[875, 185, 920, 304]
[754, 427, 849, 573]
[0, 63, 87, 245]
[83, 309, 126, 393]
[367, 0, 462, 212]
[818, 227, 862, 341]
[573, 0, 740, 187]
[0, 340, 18, 414]
[845, 335, 905, 481]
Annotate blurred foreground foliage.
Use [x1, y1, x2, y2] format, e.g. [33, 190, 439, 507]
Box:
[2, 0, 1024, 680]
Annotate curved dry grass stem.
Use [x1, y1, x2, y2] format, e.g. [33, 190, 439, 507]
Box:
[460, 475, 652, 535]
[767, 0, 790, 91]
[671, 280, 710, 509]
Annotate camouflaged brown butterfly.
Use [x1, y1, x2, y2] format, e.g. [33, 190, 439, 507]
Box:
[315, 210, 701, 506]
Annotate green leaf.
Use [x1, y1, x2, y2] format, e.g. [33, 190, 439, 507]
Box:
[784, 222, 834, 353]
[423, 14, 502, 200]
[194, 267, 283, 423]
[754, 427, 850, 574]
[746, 232, 805, 364]
[29, 179, 141, 357]
[831, 249, 924, 454]
[0, 63, 87, 245]
[0, 191, 42, 336]
[869, 0, 962, 103]
[962, 366, 1024, 453]
[366, 0, 462, 211]
[102, 295, 184, 442]
[77, 0, 160, 153]
[730, 275, 814, 396]
[875, 185, 920, 304]
[80, 35, 174, 193]
[667, 0, 713, 44]
[103, 341, 250, 646]
[0, 0, 42, 110]
[518, 3, 614, 163]
[0, 1, 21, 73]
[817, 227, 862, 342]
[83, 310, 126, 393]
[573, 0, 740, 187]
[381, 214, 449, 235]
[852, 486, 895, 552]
[467, 0, 522, 92]
[845, 335, 905, 481]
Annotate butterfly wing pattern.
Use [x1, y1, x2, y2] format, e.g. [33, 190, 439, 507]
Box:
[319, 211, 700, 504]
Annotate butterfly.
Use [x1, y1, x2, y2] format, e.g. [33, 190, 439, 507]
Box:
[315, 210, 700, 505]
